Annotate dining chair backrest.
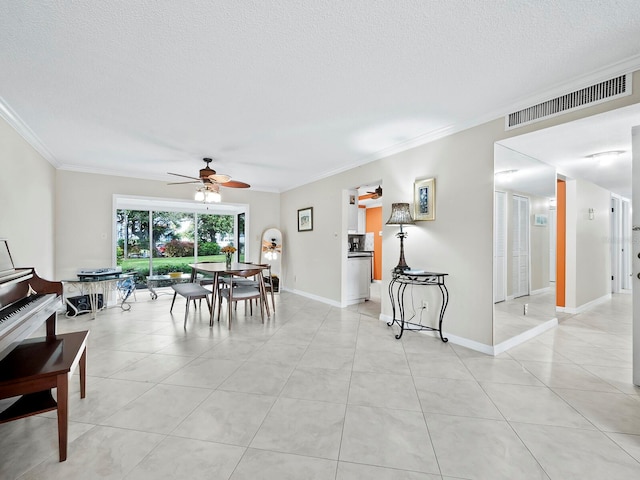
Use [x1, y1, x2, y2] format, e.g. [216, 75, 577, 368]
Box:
[218, 268, 266, 329]
[232, 268, 263, 279]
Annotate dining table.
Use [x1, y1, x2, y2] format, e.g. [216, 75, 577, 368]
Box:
[189, 262, 271, 325]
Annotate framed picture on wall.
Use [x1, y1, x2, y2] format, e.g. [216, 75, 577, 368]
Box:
[534, 213, 548, 226]
[298, 207, 313, 232]
[414, 177, 435, 221]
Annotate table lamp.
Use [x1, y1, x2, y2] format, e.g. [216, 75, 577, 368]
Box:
[386, 202, 415, 273]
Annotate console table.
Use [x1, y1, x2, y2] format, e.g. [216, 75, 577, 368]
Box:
[387, 270, 449, 341]
[63, 274, 134, 318]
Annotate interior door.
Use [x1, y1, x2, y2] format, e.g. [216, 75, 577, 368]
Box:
[512, 195, 529, 298]
[494, 191, 507, 303]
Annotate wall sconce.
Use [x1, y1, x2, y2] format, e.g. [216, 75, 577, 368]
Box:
[386, 203, 415, 273]
[588, 208, 595, 220]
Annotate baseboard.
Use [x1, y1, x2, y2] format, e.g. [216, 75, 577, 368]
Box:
[560, 293, 612, 314]
[378, 313, 496, 355]
[493, 318, 558, 355]
[378, 312, 558, 356]
[280, 287, 342, 308]
[530, 286, 552, 296]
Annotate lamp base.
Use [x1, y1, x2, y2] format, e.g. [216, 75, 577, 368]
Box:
[393, 264, 410, 274]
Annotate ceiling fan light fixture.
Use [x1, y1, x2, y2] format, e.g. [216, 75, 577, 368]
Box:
[205, 190, 221, 203]
[194, 189, 205, 202]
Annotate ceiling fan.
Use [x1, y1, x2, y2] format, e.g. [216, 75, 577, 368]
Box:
[167, 157, 251, 189]
[360, 185, 382, 200]
[368, 185, 382, 199]
[168, 158, 250, 202]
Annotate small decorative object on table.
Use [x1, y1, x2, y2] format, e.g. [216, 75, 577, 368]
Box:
[221, 245, 236, 268]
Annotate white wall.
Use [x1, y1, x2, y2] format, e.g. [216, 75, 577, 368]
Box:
[565, 178, 611, 310]
[55, 170, 280, 280]
[282, 121, 500, 345]
[0, 117, 56, 278]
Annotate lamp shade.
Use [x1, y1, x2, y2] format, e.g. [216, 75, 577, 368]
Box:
[386, 203, 415, 226]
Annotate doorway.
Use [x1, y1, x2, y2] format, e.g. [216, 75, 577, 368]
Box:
[512, 194, 530, 299]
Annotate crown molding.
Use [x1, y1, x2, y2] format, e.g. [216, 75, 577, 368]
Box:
[0, 97, 60, 167]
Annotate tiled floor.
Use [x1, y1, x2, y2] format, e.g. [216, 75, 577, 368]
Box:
[1, 288, 639, 479]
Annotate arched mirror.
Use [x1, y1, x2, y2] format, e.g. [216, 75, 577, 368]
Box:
[493, 143, 557, 346]
[261, 228, 282, 293]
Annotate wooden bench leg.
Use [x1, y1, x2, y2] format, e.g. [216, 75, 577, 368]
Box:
[80, 347, 86, 399]
[57, 373, 68, 462]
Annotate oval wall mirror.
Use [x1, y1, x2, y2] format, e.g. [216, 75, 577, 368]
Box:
[261, 228, 282, 293]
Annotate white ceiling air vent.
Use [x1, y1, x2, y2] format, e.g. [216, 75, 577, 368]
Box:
[506, 74, 631, 130]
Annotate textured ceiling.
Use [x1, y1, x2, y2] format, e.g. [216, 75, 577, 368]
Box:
[2, 1, 640, 192]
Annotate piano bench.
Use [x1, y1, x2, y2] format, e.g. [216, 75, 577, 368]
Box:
[0, 330, 89, 462]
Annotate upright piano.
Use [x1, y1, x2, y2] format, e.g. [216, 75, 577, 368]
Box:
[0, 239, 62, 361]
[0, 239, 88, 462]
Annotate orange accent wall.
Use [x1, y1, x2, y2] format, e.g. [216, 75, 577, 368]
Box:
[556, 180, 566, 307]
[366, 206, 383, 280]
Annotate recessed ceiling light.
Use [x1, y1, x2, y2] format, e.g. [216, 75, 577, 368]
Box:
[495, 169, 519, 181]
[587, 150, 624, 166]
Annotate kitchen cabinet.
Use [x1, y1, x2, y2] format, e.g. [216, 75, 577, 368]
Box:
[347, 255, 371, 303]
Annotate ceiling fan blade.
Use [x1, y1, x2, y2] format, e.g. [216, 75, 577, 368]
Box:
[208, 173, 232, 183]
[167, 180, 201, 185]
[168, 172, 200, 181]
[219, 180, 251, 188]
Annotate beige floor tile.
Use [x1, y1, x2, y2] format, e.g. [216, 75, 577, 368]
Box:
[337, 462, 441, 479]
[426, 414, 549, 480]
[230, 449, 337, 480]
[101, 383, 211, 434]
[281, 366, 351, 403]
[348, 371, 421, 411]
[172, 390, 275, 446]
[481, 382, 594, 429]
[126, 436, 244, 479]
[512, 422, 640, 480]
[554, 388, 640, 434]
[340, 405, 439, 474]
[251, 397, 345, 459]
[19, 425, 163, 480]
[414, 377, 503, 419]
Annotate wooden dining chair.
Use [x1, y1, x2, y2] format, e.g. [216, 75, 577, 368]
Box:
[216, 268, 266, 329]
[255, 263, 276, 313]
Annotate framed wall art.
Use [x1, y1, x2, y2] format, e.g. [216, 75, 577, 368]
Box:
[533, 213, 548, 226]
[414, 177, 435, 221]
[297, 207, 313, 232]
